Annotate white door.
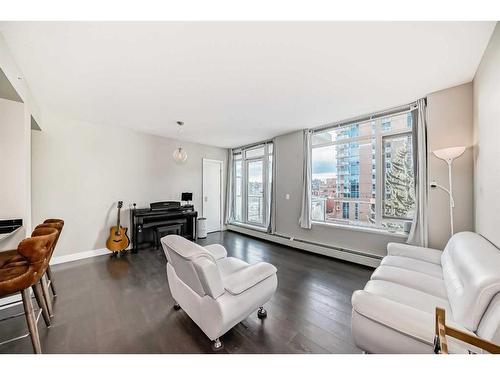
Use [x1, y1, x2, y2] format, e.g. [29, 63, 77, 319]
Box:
[202, 159, 223, 233]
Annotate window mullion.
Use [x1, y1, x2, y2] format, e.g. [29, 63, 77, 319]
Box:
[262, 156, 268, 227]
[375, 120, 383, 228]
[243, 160, 248, 224]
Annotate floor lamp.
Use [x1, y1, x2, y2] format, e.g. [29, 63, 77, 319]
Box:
[430, 146, 466, 237]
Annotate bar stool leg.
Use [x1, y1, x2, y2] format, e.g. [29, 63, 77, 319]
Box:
[40, 275, 54, 317]
[21, 288, 42, 354]
[32, 282, 51, 327]
[46, 266, 57, 297]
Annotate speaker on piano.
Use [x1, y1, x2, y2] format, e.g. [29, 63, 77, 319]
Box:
[181, 192, 193, 203]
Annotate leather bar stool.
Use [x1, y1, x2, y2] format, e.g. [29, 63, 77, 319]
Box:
[31, 222, 64, 318]
[33, 219, 64, 301]
[0, 228, 57, 353]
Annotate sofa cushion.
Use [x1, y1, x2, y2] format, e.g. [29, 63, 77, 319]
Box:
[441, 231, 500, 332]
[381, 255, 443, 278]
[364, 279, 451, 314]
[371, 265, 448, 299]
[387, 243, 442, 264]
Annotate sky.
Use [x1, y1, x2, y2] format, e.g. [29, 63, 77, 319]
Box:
[248, 161, 263, 182]
[312, 146, 337, 181]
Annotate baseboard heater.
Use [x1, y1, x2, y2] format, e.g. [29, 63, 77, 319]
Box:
[227, 224, 381, 268]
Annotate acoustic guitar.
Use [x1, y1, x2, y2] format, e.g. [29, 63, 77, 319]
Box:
[106, 201, 130, 255]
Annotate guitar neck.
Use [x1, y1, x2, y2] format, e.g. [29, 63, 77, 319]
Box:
[117, 207, 121, 229]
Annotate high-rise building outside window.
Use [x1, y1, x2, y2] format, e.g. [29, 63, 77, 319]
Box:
[311, 107, 415, 233]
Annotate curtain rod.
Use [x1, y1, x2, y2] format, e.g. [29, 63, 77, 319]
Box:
[231, 138, 274, 152]
[312, 100, 421, 134]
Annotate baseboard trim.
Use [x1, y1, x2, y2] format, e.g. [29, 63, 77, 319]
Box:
[50, 248, 110, 265]
[227, 225, 381, 268]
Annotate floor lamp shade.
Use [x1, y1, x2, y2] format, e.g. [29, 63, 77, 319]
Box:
[433, 146, 466, 163]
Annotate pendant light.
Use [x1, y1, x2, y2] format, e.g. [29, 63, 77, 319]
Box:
[173, 121, 188, 163]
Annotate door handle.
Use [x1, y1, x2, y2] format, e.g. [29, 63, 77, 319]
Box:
[204, 196, 208, 202]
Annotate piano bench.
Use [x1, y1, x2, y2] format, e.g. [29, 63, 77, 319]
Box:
[154, 223, 184, 249]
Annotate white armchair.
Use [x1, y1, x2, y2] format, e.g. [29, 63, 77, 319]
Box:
[161, 235, 278, 350]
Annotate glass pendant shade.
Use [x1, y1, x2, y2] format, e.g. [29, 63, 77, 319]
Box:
[173, 147, 188, 163]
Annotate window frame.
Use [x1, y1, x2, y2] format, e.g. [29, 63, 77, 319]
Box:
[310, 107, 416, 233]
[231, 142, 273, 229]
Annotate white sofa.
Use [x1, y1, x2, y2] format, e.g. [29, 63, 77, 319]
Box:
[161, 235, 278, 350]
[351, 231, 500, 353]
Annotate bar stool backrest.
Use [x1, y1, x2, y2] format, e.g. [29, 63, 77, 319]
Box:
[34, 221, 64, 256]
[24, 228, 58, 264]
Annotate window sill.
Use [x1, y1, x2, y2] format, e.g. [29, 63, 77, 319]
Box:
[229, 222, 268, 233]
[311, 220, 409, 238]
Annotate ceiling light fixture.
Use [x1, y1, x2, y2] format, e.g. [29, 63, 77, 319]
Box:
[173, 121, 188, 164]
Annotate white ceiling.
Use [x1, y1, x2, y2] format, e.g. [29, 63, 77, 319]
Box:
[0, 22, 495, 148]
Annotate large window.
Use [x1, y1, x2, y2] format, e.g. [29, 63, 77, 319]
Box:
[311, 109, 415, 233]
[231, 143, 273, 228]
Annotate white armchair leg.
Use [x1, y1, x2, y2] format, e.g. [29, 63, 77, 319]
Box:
[212, 338, 224, 351]
[257, 306, 267, 319]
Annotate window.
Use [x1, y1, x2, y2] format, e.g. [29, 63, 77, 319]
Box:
[311, 109, 415, 233]
[231, 143, 273, 228]
[342, 202, 349, 219]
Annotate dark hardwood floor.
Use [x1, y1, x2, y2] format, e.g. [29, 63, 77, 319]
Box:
[0, 231, 373, 354]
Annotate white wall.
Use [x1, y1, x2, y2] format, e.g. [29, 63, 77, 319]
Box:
[31, 112, 227, 257]
[427, 83, 474, 249]
[0, 98, 30, 250]
[473, 23, 500, 248]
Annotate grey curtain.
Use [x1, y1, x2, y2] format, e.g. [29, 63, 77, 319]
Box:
[267, 139, 277, 233]
[407, 98, 429, 247]
[224, 150, 234, 225]
[299, 130, 312, 229]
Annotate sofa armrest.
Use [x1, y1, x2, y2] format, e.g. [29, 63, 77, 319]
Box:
[352, 290, 470, 351]
[204, 244, 227, 261]
[387, 242, 442, 264]
[223, 262, 277, 295]
[352, 290, 437, 345]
